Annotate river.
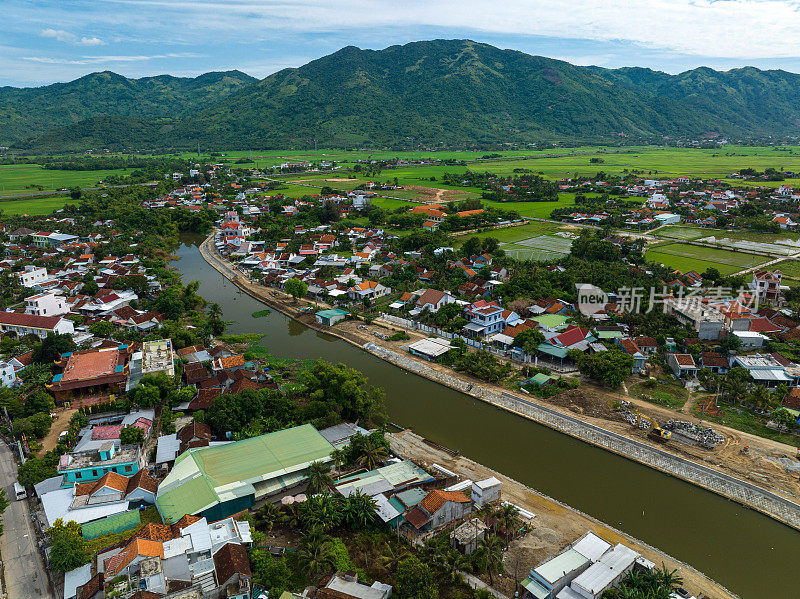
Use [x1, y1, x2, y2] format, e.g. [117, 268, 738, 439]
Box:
[175, 235, 795, 598]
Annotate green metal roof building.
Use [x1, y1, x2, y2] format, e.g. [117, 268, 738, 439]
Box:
[155, 424, 334, 523]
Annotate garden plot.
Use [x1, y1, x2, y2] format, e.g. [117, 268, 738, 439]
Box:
[699, 236, 800, 256]
[502, 234, 574, 261]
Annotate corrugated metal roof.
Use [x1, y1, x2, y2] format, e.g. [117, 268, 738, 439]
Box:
[572, 544, 638, 595]
[534, 549, 590, 585]
[520, 576, 549, 599]
[156, 424, 333, 523]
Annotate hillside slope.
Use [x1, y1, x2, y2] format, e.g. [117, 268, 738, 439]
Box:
[5, 39, 800, 150]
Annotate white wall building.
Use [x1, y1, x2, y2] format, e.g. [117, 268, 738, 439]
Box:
[0, 361, 15, 388]
[16, 266, 49, 288]
[25, 291, 68, 317]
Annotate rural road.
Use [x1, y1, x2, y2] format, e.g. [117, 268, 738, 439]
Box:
[0, 443, 54, 599]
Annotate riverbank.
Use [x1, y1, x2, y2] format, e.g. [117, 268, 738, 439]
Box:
[198, 232, 800, 528]
[389, 429, 737, 599]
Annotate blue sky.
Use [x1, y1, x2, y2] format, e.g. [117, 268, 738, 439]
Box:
[4, 0, 800, 87]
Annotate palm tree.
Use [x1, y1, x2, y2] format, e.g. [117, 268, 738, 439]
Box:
[356, 438, 390, 471]
[477, 534, 504, 586]
[254, 501, 282, 531]
[306, 460, 334, 495]
[377, 542, 408, 574]
[495, 503, 519, 547]
[655, 565, 683, 589]
[299, 494, 343, 531]
[440, 549, 471, 583]
[343, 490, 377, 530]
[297, 531, 335, 580]
[329, 448, 346, 476]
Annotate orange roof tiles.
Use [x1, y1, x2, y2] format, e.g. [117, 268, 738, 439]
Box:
[62, 349, 119, 382]
[420, 489, 471, 515]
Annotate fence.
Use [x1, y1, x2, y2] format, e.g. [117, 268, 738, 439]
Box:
[378, 314, 574, 368]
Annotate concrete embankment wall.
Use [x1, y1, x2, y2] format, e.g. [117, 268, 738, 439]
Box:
[365, 342, 800, 531]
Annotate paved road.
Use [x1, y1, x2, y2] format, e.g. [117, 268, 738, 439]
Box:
[0, 443, 53, 599]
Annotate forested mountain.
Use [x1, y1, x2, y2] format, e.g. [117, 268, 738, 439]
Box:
[5, 39, 800, 151]
[0, 70, 257, 146]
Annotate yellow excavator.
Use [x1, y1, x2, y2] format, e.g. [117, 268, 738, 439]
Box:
[634, 411, 671, 443]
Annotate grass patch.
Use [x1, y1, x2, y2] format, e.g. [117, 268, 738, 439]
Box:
[630, 381, 688, 410]
[217, 333, 265, 344]
[252, 309, 272, 318]
[654, 226, 709, 241]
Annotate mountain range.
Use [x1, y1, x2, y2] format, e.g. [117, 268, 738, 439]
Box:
[4, 39, 800, 151]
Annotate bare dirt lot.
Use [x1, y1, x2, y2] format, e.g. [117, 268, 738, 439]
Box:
[402, 184, 471, 203]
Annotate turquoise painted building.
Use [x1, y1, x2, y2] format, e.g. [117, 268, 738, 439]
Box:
[58, 441, 144, 487]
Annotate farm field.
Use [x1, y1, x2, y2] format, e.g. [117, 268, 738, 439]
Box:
[0, 195, 71, 215]
[645, 242, 770, 275]
[653, 226, 709, 241]
[457, 220, 578, 243]
[501, 234, 574, 261]
[654, 225, 800, 245]
[0, 164, 125, 197]
[772, 260, 800, 280]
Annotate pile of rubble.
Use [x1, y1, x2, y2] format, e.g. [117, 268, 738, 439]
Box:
[665, 419, 725, 448]
[620, 410, 651, 430]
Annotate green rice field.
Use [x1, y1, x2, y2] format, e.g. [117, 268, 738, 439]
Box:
[0, 164, 125, 197]
[645, 242, 770, 275]
[772, 260, 800, 280]
[0, 195, 71, 215]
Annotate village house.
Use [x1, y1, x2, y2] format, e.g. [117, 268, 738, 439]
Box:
[0, 312, 75, 339]
[25, 291, 69, 317]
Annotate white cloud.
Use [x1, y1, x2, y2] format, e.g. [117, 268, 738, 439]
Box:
[40, 28, 76, 43]
[77, 36, 106, 46]
[102, 0, 800, 59]
[40, 27, 105, 46]
[22, 52, 203, 65]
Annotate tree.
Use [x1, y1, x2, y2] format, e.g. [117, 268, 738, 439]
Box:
[378, 542, 408, 574]
[301, 361, 386, 423]
[306, 460, 333, 495]
[47, 519, 90, 572]
[343, 490, 377, 530]
[120, 425, 145, 445]
[89, 321, 115, 337]
[298, 495, 343, 531]
[296, 531, 335, 580]
[249, 549, 291, 598]
[570, 348, 632, 387]
[32, 333, 76, 365]
[285, 278, 308, 303]
[329, 447, 346, 474]
[17, 454, 58, 487]
[13, 412, 52, 439]
[475, 534, 504, 586]
[355, 436, 389, 471]
[395, 554, 438, 599]
[513, 328, 545, 356]
[454, 350, 511, 383]
[23, 389, 55, 417]
[495, 502, 520, 546]
[207, 302, 226, 336]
